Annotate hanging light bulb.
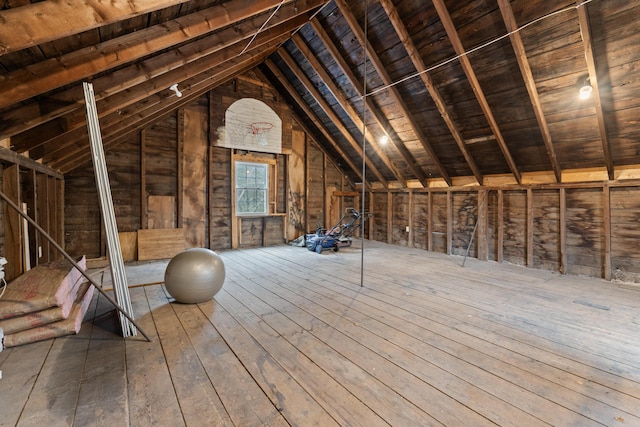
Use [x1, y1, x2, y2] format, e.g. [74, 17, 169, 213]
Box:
[380, 134, 389, 145]
[579, 78, 592, 100]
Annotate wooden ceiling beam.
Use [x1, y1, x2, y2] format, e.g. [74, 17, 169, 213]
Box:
[263, 59, 366, 185]
[310, 19, 439, 187]
[338, 0, 459, 185]
[0, 0, 308, 110]
[2, 0, 323, 142]
[53, 49, 274, 173]
[253, 67, 359, 189]
[0, 0, 191, 55]
[0, 147, 63, 179]
[377, 0, 482, 185]
[577, 2, 615, 181]
[290, 34, 408, 187]
[432, 0, 521, 184]
[41, 36, 287, 167]
[18, 14, 310, 157]
[497, 0, 562, 183]
[277, 48, 389, 187]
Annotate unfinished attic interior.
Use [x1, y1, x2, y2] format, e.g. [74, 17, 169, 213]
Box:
[1, 0, 640, 424]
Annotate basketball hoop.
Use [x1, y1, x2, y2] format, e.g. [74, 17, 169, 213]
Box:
[251, 122, 273, 146]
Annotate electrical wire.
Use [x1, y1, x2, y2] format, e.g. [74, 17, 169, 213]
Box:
[367, 0, 596, 97]
[239, 0, 286, 56]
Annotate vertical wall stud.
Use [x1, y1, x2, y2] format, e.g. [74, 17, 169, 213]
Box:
[387, 192, 393, 244]
[603, 185, 611, 280]
[446, 191, 453, 255]
[559, 187, 566, 274]
[427, 191, 433, 252]
[497, 189, 504, 263]
[408, 190, 414, 247]
[177, 109, 184, 229]
[477, 189, 488, 260]
[140, 129, 148, 229]
[527, 188, 533, 267]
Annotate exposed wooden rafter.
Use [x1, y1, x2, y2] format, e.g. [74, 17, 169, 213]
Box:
[377, 0, 482, 185]
[577, 2, 614, 181]
[432, 0, 521, 184]
[253, 67, 359, 190]
[0, 0, 191, 55]
[45, 35, 286, 169]
[2, 0, 323, 143]
[53, 47, 276, 173]
[0, 0, 305, 110]
[497, 0, 562, 183]
[290, 34, 408, 187]
[18, 14, 312, 160]
[309, 19, 434, 188]
[335, 0, 456, 187]
[276, 48, 389, 187]
[263, 59, 366, 186]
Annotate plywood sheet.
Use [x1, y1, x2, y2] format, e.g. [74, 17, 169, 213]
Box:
[287, 129, 305, 240]
[148, 195, 175, 229]
[182, 108, 207, 248]
[118, 231, 138, 262]
[137, 228, 185, 261]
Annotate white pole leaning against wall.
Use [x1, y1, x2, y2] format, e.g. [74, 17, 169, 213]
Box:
[83, 82, 137, 338]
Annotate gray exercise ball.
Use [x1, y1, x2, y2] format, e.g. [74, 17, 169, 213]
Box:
[164, 248, 226, 303]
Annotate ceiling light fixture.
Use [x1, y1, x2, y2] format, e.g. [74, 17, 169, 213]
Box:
[579, 78, 592, 100]
[169, 83, 182, 97]
[380, 134, 389, 145]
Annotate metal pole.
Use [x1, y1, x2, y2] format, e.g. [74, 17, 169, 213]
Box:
[0, 190, 152, 342]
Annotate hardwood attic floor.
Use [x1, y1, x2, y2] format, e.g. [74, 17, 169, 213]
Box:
[1, 241, 639, 426]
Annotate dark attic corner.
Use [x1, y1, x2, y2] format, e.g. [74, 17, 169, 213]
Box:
[0, 0, 639, 425]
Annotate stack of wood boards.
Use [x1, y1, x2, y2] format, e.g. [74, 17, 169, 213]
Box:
[0, 256, 94, 350]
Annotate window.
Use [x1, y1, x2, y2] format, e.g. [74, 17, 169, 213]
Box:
[235, 161, 268, 215]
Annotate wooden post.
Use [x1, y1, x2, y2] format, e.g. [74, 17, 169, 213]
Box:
[231, 151, 239, 249]
[559, 187, 566, 274]
[387, 192, 393, 244]
[368, 191, 374, 240]
[603, 185, 611, 280]
[177, 109, 184, 229]
[47, 176, 58, 261]
[208, 93, 215, 249]
[56, 178, 64, 261]
[305, 136, 310, 234]
[209, 145, 215, 249]
[527, 188, 533, 267]
[427, 191, 432, 251]
[140, 128, 148, 229]
[36, 172, 50, 265]
[408, 190, 414, 247]
[497, 189, 504, 263]
[3, 164, 22, 280]
[446, 191, 453, 255]
[477, 189, 488, 260]
[323, 152, 328, 229]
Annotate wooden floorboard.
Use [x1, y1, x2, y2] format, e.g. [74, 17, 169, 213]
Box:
[1, 240, 639, 426]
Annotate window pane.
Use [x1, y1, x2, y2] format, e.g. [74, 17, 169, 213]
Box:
[235, 161, 268, 215]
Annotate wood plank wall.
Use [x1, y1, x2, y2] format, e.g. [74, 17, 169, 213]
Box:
[62, 72, 354, 259]
[0, 163, 65, 280]
[370, 185, 640, 282]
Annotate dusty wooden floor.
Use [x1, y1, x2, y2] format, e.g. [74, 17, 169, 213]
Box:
[1, 240, 639, 426]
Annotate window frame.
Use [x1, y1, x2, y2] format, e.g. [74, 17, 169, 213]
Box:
[234, 160, 269, 216]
